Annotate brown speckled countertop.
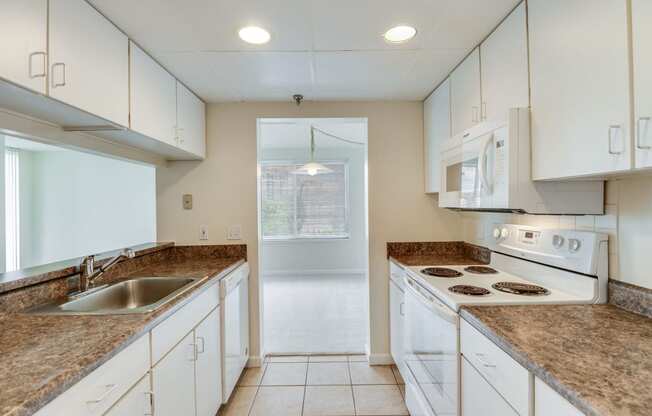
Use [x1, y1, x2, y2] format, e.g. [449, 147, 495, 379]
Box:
[387, 241, 490, 267]
[461, 305, 652, 416]
[0, 252, 245, 416]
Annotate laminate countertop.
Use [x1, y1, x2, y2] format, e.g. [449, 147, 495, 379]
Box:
[461, 304, 652, 416]
[0, 255, 245, 416]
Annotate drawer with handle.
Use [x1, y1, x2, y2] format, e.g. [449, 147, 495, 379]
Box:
[35, 335, 150, 416]
[460, 319, 531, 416]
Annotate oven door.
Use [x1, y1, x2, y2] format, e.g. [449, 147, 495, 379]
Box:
[404, 275, 459, 416]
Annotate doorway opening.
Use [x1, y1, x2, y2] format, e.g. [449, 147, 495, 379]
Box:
[257, 118, 369, 355]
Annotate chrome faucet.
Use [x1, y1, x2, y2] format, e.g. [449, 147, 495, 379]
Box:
[79, 248, 136, 292]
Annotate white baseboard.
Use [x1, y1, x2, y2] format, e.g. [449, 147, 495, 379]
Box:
[262, 268, 367, 277]
[247, 356, 263, 368]
[367, 353, 394, 366]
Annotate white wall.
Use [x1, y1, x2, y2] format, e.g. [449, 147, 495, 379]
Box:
[461, 176, 652, 290]
[156, 101, 462, 363]
[19, 149, 157, 268]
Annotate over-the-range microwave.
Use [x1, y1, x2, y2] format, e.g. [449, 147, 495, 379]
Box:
[439, 108, 604, 215]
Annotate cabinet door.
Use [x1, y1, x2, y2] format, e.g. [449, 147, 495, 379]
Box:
[534, 377, 583, 416]
[389, 280, 403, 365]
[152, 331, 196, 416]
[480, 1, 529, 122]
[104, 374, 152, 416]
[195, 307, 222, 416]
[0, 0, 47, 94]
[424, 78, 450, 193]
[450, 47, 481, 136]
[130, 42, 177, 147]
[632, 0, 652, 168]
[528, 0, 631, 179]
[49, 0, 129, 126]
[461, 358, 519, 416]
[177, 81, 206, 158]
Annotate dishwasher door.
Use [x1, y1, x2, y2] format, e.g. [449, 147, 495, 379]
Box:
[221, 264, 250, 403]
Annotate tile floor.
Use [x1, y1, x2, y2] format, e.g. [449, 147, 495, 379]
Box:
[219, 355, 408, 416]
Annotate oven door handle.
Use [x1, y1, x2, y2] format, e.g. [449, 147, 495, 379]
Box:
[405, 277, 459, 326]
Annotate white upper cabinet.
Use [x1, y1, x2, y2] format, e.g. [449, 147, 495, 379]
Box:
[177, 81, 207, 158]
[480, 2, 529, 123]
[528, 0, 632, 180]
[130, 41, 178, 147]
[0, 0, 47, 94]
[632, 0, 652, 168]
[48, 0, 129, 127]
[450, 47, 481, 136]
[424, 78, 450, 193]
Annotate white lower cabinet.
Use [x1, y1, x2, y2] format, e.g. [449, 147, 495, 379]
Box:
[104, 374, 153, 416]
[195, 307, 223, 416]
[534, 377, 583, 416]
[461, 357, 519, 416]
[389, 274, 404, 368]
[153, 331, 197, 416]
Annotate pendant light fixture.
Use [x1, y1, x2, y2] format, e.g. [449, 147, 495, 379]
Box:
[292, 126, 333, 176]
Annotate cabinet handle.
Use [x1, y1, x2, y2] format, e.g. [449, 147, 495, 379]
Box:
[399, 302, 405, 316]
[608, 125, 624, 155]
[188, 342, 198, 361]
[637, 117, 651, 150]
[28, 52, 47, 78]
[86, 384, 118, 404]
[51, 63, 66, 88]
[481, 102, 487, 121]
[196, 336, 205, 354]
[144, 391, 154, 416]
[472, 106, 479, 123]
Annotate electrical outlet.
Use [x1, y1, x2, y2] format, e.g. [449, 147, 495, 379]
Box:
[199, 225, 208, 241]
[228, 224, 242, 240]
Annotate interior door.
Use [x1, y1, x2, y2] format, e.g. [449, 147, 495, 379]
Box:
[0, 0, 47, 94]
[480, 2, 529, 122]
[528, 0, 631, 179]
[195, 307, 222, 416]
[450, 48, 481, 136]
[633, 0, 652, 168]
[152, 331, 196, 416]
[49, 0, 129, 126]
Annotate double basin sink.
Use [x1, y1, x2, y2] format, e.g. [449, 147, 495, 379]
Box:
[28, 277, 202, 315]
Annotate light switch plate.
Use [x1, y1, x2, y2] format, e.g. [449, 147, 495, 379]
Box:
[199, 225, 208, 240]
[183, 194, 193, 210]
[228, 225, 242, 240]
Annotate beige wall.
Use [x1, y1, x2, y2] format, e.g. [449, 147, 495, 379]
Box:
[461, 176, 652, 289]
[156, 101, 462, 361]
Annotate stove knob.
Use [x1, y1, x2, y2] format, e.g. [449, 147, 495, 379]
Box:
[493, 228, 501, 239]
[552, 234, 565, 248]
[568, 238, 581, 252]
[500, 228, 509, 239]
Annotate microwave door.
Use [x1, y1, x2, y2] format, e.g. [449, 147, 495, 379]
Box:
[477, 134, 496, 208]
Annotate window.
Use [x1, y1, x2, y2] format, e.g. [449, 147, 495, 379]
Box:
[5, 148, 20, 272]
[261, 162, 349, 239]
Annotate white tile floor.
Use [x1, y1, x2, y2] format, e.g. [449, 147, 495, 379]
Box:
[219, 355, 408, 416]
[263, 274, 367, 354]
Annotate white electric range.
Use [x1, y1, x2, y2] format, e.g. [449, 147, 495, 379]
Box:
[401, 224, 609, 416]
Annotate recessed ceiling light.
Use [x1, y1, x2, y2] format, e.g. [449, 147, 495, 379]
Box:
[238, 26, 271, 44]
[384, 25, 417, 43]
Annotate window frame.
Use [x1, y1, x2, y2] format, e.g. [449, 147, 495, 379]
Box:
[260, 159, 350, 242]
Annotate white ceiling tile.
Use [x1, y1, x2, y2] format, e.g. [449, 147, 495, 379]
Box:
[88, 0, 521, 102]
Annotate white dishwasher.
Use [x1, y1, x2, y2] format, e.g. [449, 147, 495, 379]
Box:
[220, 262, 249, 403]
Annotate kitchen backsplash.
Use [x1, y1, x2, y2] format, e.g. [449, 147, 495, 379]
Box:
[460, 176, 652, 290]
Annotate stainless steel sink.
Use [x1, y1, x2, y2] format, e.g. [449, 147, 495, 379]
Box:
[27, 277, 201, 315]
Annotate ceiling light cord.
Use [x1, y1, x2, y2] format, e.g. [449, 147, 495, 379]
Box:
[311, 126, 366, 146]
